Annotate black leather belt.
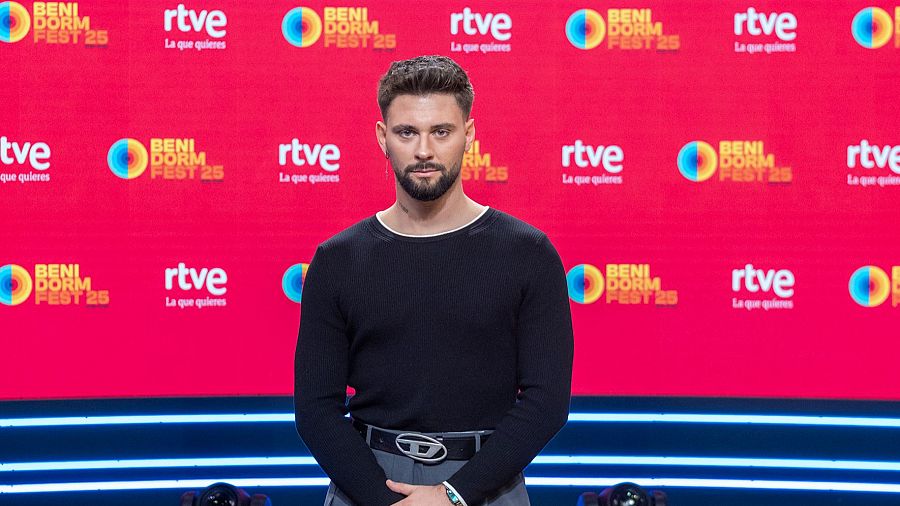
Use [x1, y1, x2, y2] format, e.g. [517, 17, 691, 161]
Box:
[353, 419, 491, 463]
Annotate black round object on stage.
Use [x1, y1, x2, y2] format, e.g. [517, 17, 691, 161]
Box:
[578, 482, 667, 506]
[180, 482, 271, 506]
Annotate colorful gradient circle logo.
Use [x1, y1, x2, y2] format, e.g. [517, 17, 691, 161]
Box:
[0, 264, 33, 306]
[282, 7, 322, 48]
[677, 141, 718, 182]
[852, 7, 893, 49]
[567, 264, 604, 304]
[107, 139, 149, 179]
[849, 266, 890, 307]
[0, 1, 31, 43]
[283, 263, 309, 303]
[566, 9, 605, 50]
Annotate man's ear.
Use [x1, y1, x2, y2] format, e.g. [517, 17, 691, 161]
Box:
[376, 120, 388, 157]
[464, 118, 475, 150]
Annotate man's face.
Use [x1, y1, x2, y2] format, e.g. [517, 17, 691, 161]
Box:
[377, 93, 474, 202]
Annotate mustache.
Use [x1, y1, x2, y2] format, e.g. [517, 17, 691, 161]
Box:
[404, 162, 445, 173]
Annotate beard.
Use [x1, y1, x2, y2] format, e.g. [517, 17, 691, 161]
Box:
[393, 160, 461, 202]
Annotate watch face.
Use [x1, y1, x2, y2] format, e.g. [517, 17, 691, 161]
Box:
[445, 486, 461, 505]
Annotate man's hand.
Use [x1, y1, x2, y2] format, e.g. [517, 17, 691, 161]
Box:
[387, 479, 453, 505]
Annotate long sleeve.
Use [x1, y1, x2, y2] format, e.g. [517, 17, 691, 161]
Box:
[294, 245, 405, 506]
[445, 234, 575, 504]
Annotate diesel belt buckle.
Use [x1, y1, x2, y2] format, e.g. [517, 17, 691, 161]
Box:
[395, 432, 448, 463]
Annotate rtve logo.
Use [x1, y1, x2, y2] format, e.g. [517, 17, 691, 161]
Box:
[164, 4, 226, 38]
[561, 140, 623, 173]
[450, 7, 511, 40]
[732, 264, 795, 298]
[0, 136, 50, 170]
[847, 140, 900, 173]
[165, 262, 227, 296]
[734, 7, 797, 41]
[278, 139, 340, 172]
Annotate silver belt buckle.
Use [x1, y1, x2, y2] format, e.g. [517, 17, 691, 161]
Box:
[395, 432, 448, 463]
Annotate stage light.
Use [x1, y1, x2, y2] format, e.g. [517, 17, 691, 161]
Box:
[578, 482, 667, 506]
[180, 482, 271, 506]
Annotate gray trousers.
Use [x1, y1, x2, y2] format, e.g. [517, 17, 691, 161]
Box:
[324, 448, 531, 505]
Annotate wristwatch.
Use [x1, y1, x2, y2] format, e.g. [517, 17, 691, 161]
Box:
[442, 481, 465, 506]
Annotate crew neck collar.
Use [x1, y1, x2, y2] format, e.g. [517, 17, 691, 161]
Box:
[376, 206, 490, 237]
[370, 206, 495, 242]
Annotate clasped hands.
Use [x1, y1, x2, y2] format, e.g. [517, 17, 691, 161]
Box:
[387, 479, 454, 505]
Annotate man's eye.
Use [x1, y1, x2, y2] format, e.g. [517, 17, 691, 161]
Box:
[435, 129, 450, 137]
[399, 130, 415, 137]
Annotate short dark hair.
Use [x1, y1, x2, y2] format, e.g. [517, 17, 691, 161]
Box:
[377, 55, 474, 120]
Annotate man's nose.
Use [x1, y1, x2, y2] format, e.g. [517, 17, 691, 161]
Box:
[415, 137, 434, 161]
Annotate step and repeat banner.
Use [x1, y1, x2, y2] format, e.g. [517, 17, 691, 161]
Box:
[2, 1, 899, 401]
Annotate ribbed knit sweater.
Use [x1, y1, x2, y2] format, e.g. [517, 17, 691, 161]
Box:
[294, 207, 574, 506]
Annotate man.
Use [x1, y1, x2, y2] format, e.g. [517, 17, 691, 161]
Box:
[294, 55, 574, 506]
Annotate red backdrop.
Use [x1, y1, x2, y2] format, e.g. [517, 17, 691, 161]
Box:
[2, 0, 899, 400]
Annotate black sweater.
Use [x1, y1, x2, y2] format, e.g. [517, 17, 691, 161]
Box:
[294, 208, 574, 505]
